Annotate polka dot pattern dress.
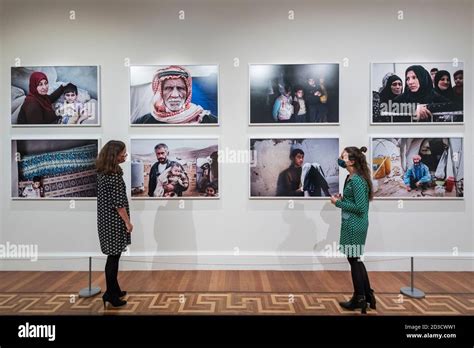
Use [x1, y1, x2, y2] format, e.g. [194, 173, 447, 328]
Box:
[97, 172, 131, 255]
[335, 174, 370, 257]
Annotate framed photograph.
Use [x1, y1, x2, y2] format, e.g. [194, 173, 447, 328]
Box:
[11, 138, 100, 199]
[371, 62, 464, 124]
[249, 63, 339, 125]
[249, 137, 339, 199]
[11, 66, 100, 126]
[371, 136, 464, 199]
[130, 65, 219, 126]
[131, 138, 219, 199]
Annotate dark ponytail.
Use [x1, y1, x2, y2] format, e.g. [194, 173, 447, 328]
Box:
[345, 146, 373, 201]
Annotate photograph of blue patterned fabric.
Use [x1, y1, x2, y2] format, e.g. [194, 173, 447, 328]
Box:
[11, 139, 99, 198]
[371, 137, 464, 199]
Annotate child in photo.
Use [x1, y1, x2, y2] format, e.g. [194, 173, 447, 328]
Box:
[204, 183, 217, 197]
[154, 163, 189, 197]
[21, 176, 44, 198]
[55, 84, 91, 124]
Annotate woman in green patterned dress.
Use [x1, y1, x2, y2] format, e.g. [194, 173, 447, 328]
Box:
[330, 146, 375, 314]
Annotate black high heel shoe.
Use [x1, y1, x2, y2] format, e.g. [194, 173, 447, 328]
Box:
[366, 289, 376, 310]
[102, 293, 127, 309]
[118, 291, 127, 298]
[339, 295, 367, 314]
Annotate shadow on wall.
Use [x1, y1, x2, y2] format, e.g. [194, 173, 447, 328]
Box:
[276, 201, 341, 270]
[316, 202, 341, 258]
[277, 202, 317, 268]
[152, 200, 198, 271]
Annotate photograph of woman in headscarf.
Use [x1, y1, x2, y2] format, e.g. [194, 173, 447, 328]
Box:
[11, 66, 99, 126]
[371, 62, 463, 123]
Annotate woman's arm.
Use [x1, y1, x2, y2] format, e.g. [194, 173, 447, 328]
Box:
[117, 207, 133, 232]
[48, 84, 67, 103]
[335, 177, 369, 215]
[109, 175, 133, 232]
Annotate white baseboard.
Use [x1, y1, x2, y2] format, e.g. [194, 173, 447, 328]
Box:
[1, 252, 473, 272]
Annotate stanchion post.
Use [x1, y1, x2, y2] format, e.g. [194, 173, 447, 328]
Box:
[79, 256, 101, 298]
[400, 256, 425, 299]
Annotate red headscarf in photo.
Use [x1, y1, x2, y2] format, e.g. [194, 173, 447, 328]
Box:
[25, 71, 53, 111]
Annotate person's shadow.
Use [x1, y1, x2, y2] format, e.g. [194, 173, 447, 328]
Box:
[276, 201, 317, 267]
[276, 201, 342, 271]
[152, 200, 198, 290]
[315, 202, 341, 259]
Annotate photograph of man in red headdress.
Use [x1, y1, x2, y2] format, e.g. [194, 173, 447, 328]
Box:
[130, 65, 218, 125]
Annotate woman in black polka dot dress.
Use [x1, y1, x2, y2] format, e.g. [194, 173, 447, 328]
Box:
[96, 140, 133, 308]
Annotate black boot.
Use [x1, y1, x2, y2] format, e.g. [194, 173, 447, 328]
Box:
[339, 293, 356, 308]
[357, 296, 367, 314]
[366, 289, 376, 310]
[115, 281, 126, 297]
[116, 285, 127, 297]
[339, 295, 367, 314]
[102, 292, 127, 309]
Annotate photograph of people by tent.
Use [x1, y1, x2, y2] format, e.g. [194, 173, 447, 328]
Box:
[371, 137, 463, 199]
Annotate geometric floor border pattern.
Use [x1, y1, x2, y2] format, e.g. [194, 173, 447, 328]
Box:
[0, 292, 473, 315]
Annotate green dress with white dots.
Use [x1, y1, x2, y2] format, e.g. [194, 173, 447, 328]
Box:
[335, 173, 370, 257]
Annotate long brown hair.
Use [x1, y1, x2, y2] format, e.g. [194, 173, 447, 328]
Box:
[96, 140, 126, 175]
[345, 146, 374, 201]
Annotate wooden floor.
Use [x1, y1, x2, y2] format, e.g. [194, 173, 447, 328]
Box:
[0, 271, 472, 315]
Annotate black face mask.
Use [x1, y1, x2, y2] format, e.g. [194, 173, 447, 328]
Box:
[338, 158, 347, 168]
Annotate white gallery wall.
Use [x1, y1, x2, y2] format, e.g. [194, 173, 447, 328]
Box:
[1, 0, 473, 272]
